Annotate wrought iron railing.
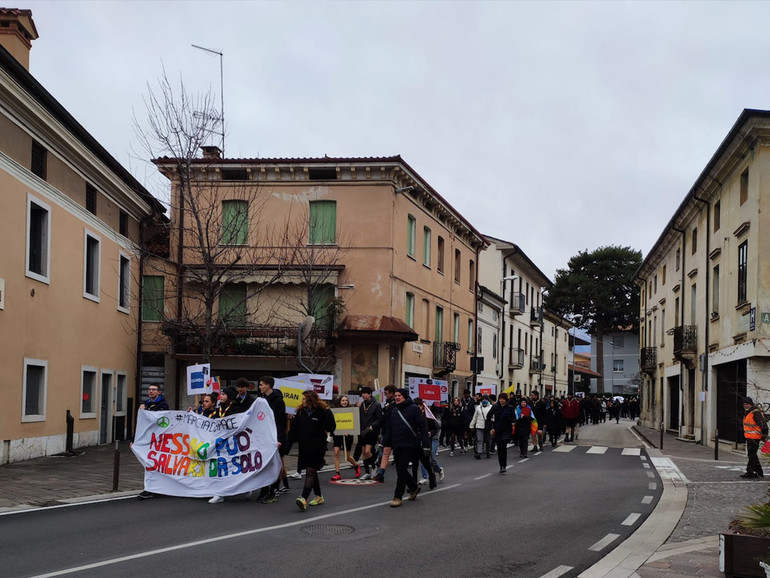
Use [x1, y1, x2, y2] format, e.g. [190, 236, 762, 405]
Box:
[434, 341, 459, 372]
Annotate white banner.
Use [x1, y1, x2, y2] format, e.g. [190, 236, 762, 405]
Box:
[186, 363, 213, 395]
[131, 398, 282, 498]
[288, 374, 334, 400]
[475, 383, 497, 396]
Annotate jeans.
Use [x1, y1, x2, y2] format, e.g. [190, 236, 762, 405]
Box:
[420, 438, 442, 479]
[475, 429, 490, 455]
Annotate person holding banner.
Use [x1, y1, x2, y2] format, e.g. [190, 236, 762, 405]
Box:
[286, 390, 336, 511]
[382, 388, 429, 507]
[212, 387, 244, 418]
[258, 376, 290, 503]
[234, 377, 256, 411]
[137, 384, 170, 499]
[193, 393, 218, 418]
[331, 396, 359, 481]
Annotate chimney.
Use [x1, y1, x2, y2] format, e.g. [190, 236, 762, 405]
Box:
[200, 145, 222, 160]
[0, 8, 39, 71]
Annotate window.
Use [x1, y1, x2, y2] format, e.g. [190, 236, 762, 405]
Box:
[478, 326, 483, 351]
[31, 141, 47, 179]
[675, 248, 680, 272]
[422, 299, 430, 339]
[454, 249, 461, 283]
[661, 309, 665, 343]
[469, 259, 475, 292]
[453, 313, 460, 344]
[738, 241, 748, 303]
[141, 276, 164, 322]
[405, 292, 415, 328]
[115, 372, 127, 414]
[26, 195, 51, 283]
[407, 215, 416, 257]
[23, 359, 47, 422]
[492, 333, 498, 358]
[435, 306, 443, 343]
[219, 284, 247, 325]
[118, 253, 130, 312]
[309, 200, 336, 245]
[691, 227, 697, 255]
[119, 210, 128, 236]
[423, 227, 431, 267]
[740, 169, 749, 206]
[712, 265, 720, 315]
[654, 274, 657, 294]
[437, 236, 445, 273]
[613, 334, 624, 347]
[674, 297, 680, 326]
[310, 284, 336, 329]
[84, 231, 101, 301]
[690, 284, 697, 324]
[468, 319, 474, 353]
[713, 200, 721, 232]
[662, 265, 666, 286]
[222, 200, 248, 245]
[86, 183, 97, 215]
[81, 367, 97, 418]
[613, 359, 624, 373]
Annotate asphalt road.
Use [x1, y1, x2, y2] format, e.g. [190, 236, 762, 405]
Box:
[0, 422, 659, 578]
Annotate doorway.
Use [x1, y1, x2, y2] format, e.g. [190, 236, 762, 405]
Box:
[99, 371, 113, 444]
[668, 376, 680, 431]
[716, 360, 747, 443]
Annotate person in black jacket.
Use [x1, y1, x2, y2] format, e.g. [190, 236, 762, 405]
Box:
[233, 377, 256, 411]
[139, 384, 169, 411]
[488, 392, 514, 473]
[382, 388, 429, 507]
[258, 376, 289, 502]
[286, 390, 336, 511]
[353, 386, 383, 479]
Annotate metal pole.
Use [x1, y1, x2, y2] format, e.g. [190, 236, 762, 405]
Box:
[112, 440, 120, 492]
[660, 422, 664, 450]
[714, 428, 719, 461]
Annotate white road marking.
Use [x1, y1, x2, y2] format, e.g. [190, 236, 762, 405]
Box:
[589, 533, 620, 551]
[621, 448, 641, 455]
[30, 484, 463, 578]
[640, 455, 647, 461]
[474, 473, 494, 480]
[586, 446, 608, 454]
[650, 456, 689, 483]
[539, 565, 574, 578]
[642, 495, 653, 504]
[519, 457, 530, 463]
[622, 513, 641, 526]
[642, 463, 650, 469]
[646, 471, 655, 479]
[649, 482, 657, 490]
[553, 445, 576, 452]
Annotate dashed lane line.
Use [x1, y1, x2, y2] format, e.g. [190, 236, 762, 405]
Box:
[622, 513, 642, 526]
[621, 448, 641, 455]
[539, 565, 574, 578]
[586, 446, 608, 454]
[642, 495, 653, 504]
[589, 533, 620, 552]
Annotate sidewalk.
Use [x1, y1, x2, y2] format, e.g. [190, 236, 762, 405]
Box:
[629, 424, 767, 577]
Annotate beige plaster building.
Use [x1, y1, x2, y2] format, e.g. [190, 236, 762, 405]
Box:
[0, 10, 164, 463]
[144, 152, 486, 402]
[634, 109, 770, 446]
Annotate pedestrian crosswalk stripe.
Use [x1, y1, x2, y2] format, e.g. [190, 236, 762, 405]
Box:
[553, 445, 576, 452]
[622, 448, 641, 455]
[586, 446, 608, 454]
[642, 495, 653, 504]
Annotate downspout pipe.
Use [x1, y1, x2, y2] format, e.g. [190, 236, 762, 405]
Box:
[473, 244, 481, 389]
[672, 225, 686, 434]
[693, 191, 711, 446]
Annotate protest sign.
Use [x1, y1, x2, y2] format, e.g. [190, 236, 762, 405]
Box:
[274, 378, 311, 415]
[331, 407, 360, 435]
[408, 377, 449, 403]
[288, 374, 334, 400]
[186, 363, 212, 395]
[475, 383, 497, 397]
[131, 398, 282, 498]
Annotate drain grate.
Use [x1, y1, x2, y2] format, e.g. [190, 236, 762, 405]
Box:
[301, 524, 355, 536]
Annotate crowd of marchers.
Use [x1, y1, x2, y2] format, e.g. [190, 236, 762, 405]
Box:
[136, 380, 640, 509]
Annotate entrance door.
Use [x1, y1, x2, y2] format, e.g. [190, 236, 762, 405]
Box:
[668, 376, 680, 430]
[99, 371, 113, 444]
[716, 361, 747, 443]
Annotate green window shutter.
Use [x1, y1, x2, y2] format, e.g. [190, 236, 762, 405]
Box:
[406, 292, 414, 328]
[407, 215, 416, 256]
[310, 285, 336, 329]
[219, 284, 247, 325]
[222, 200, 248, 245]
[309, 201, 337, 245]
[142, 276, 164, 322]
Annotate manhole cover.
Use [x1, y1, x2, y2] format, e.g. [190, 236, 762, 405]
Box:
[301, 524, 355, 536]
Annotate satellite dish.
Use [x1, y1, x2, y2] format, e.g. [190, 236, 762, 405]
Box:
[299, 316, 315, 341]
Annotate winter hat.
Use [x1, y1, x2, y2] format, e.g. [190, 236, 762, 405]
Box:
[744, 397, 755, 405]
[223, 386, 238, 401]
[396, 387, 410, 399]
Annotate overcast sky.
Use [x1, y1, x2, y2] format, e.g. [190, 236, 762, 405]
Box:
[18, 0, 770, 280]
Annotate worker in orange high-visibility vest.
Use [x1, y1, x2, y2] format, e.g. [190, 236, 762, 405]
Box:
[742, 397, 768, 479]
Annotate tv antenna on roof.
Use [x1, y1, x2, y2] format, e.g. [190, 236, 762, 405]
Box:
[191, 44, 225, 156]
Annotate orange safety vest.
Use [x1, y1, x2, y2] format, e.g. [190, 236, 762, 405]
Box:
[744, 410, 764, 440]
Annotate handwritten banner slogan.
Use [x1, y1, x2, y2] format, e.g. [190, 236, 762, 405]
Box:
[131, 398, 282, 498]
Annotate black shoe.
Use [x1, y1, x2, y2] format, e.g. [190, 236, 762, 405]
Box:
[474, 454, 481, 460]
[429, 475, 437, 490]
[740, 472, 758, 479]
[485, 453, 491, 458]
[138, 490, 154, 499]
[372, 472, 385, 483]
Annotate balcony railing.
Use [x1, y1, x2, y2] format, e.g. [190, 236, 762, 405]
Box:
[529, 355, 544, 373]
[509, 293, 525, 315]
[171, 325, 334, 358]
[640, 347, 657, 374]
[530, 307, 543, 326]
[672, 325, 697, 364]
[508, 348, 524, 369]
[434, 341, 459, 373]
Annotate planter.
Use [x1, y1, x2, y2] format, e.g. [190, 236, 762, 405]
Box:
[721, 533, 770, 577]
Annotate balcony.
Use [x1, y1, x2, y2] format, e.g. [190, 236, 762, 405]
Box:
[530, 307, 543, 326]
[509, 293, 525, 315]
[508, 348, 524, 369]
[433, 341, 459, 375]
[529, 355, 544, 373]
[640, 347, 657, 374]
[171, 325, 334, 358]
[672, 325, 697, 367]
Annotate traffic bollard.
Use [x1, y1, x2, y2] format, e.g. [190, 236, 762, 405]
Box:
[112, 440, 120, 492]
[659, 422, 664, 450]
[714, 429, 719, 461]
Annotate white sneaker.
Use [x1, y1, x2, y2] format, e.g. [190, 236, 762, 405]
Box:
[418, 478, 429, 485]
[360, 473, 372, 480]
[439, 469, 445, 481]
[208, 495, 224, 504]
[289, 472, 302, 479]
